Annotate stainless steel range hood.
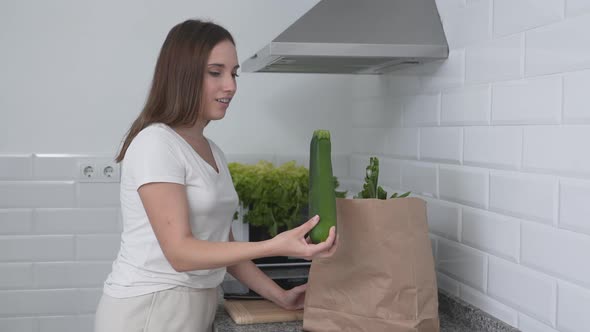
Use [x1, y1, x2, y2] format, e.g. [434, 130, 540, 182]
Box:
[242, 0, 449, 75]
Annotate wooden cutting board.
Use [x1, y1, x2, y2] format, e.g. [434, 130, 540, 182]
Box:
[223, 299, 304, 324]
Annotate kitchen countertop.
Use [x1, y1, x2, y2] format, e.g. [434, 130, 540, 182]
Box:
[213, 291, 520, 332]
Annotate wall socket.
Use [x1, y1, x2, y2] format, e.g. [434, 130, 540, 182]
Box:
[77, 158, 120, 182]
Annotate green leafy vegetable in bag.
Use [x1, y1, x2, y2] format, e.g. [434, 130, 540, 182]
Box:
[354, 156, 410, 200]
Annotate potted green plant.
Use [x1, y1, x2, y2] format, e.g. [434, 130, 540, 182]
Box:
[229, 160, 308, 238]
[228, 160, 345, 239]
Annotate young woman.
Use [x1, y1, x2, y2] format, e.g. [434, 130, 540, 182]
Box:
[94, 19, 336, 332]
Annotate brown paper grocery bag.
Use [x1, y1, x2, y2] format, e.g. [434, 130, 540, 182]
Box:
[303, 197, 439, 332]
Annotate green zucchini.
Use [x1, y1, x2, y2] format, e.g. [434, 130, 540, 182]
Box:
[309, 129, 337, 244]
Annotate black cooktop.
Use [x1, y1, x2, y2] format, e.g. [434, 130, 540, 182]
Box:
[221, 265, 309, 300]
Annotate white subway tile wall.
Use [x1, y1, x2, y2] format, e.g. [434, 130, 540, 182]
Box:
[439, 165, 489, 209]
[0, 318, 35, 332]
[400, 161, 438, 197]
[442, 0, 491, 49]
[351, 98, 389, 128]
[0, 154, 121, 331]
[2, 3, 590, 332]
[419, 127, 463, 164]
[488, 257, 556, 325]
[0, 182, 76, 208]
[523, 126, 590, 177]
[33, 155, 88, 180]
[350, 127, 389, 154]
[461, 208, 520, 262]
[519, 313, 560, 332]
[38, 316, 86, 332]
[463, 126, 522, 169]
[491, 76, 562, 124]
[384, 127, 420, 159]
[430, 235, 438, 260]
[0, 289, 81, 316]
[417, 49, 466, 93]
[436, 271, 460, 296]
[557, 281, 590, 332]
[521, 222, 590, 288]
[425, 198, 461, 241]
[441, 84, 491, 125]
[525, 13, 590, 76]
[402, 93, 441, 127]
[437, 238, 488, 292]
[376, 157, 402, 188]
[0, 155, 33, 180]
[0, 152, 352, 330]
[459, 283, 519, 326]
[0, 209, 33, 234]
[559, 178, 590, 235]
[386, 70, 423, 97]
[465, 34, 523, 84]
[489, 171, 556, 224]
[566, 0, 590, 17]
[563, 69, 590, 123]
[345, 2, 590, 331]
[0, 235, 75, 262]
[77, 183, 120, 208]
[33, 208, 121, 234]
[492, 0, 564, 37]
[0, 263, 33, 289]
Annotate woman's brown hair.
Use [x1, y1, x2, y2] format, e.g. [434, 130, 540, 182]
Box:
[115, 20, 235, 162]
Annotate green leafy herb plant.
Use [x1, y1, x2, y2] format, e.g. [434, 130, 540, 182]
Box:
[354, 157, 410, 199]
[229, 160, 308, 237]
[229, 160, 345, 237]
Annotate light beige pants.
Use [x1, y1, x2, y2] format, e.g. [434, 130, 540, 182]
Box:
[94, 286, 218, 332]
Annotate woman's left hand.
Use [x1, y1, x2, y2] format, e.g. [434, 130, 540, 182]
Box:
[269, 215, 337, 260]
[277, 283, 307, 310]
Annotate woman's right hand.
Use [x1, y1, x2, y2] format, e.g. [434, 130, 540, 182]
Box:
[269, 215, 337, 260]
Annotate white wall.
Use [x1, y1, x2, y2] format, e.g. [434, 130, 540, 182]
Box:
[0, 1, 355, 331]
[4, 1, 590, 332]
[0, 0, 353, 155]
[344, 1, 590, 332]
[208, 73, 353, 155]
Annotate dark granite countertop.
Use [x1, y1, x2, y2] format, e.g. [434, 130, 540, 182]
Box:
[213, 291, 520, 332]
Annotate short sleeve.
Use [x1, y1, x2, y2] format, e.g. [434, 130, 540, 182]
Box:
[124, 128, 185, 190]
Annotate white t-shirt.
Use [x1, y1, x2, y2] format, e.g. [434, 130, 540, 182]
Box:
[103, 123, 239, 298]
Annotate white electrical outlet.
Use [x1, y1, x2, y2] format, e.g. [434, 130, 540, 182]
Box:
[78, 158, 120, 182]
[98, 161, 120, 182]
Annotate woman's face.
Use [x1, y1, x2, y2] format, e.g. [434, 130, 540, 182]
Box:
[201, 39, 239, 121]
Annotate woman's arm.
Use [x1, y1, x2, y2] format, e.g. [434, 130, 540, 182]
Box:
[226, 259, 288, 306]
[225, 231, 300, 309]
[138, 182, 335, 272]
[226, 230, 337, 310]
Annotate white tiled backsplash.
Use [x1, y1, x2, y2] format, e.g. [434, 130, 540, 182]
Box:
[2, 1, 590, 332]
[0, 155, 122, 331]
[346, 1, 590, 331]
[0, 153, 351, 331]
